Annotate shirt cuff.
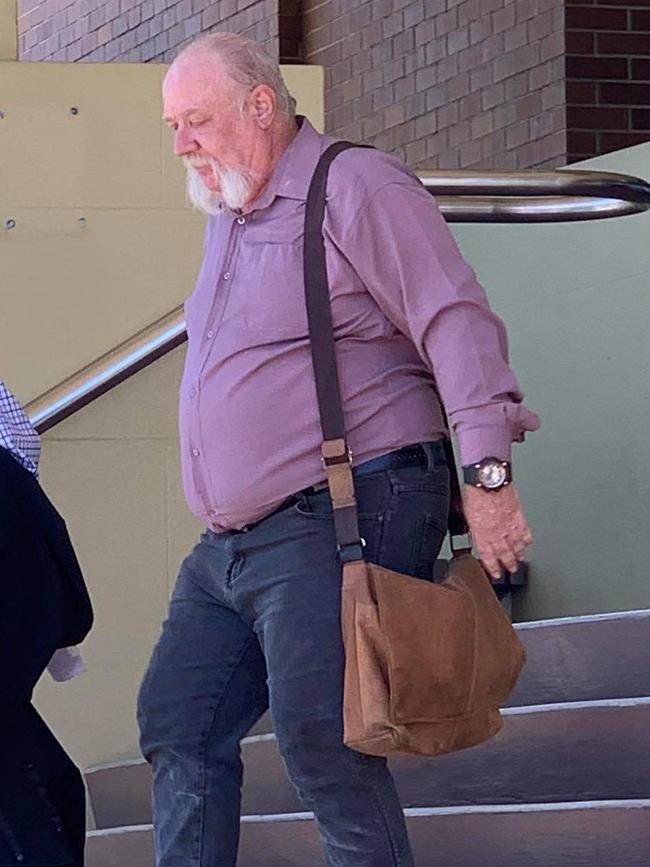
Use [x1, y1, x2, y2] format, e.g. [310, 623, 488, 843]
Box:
[451, 402, 541, 466]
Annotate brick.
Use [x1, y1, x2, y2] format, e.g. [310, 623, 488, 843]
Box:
[471, 112, 494, 137]
[425, 37, 445, 65]
[566, 6, 628, 30]
[437, 149, 461, 169]
[447, 71, 470, 100]
[529, 60, 555, 90]
[599, 82, 650, 105]
[361, 114, 384, 141]
[415, 111, 438, 137]
[458, 44, 483, 72]
[393, 26, 414, 57]
[470, 63, 492, 91]
[631, 10, 650, 31]
[458, 0, 481, 27]
[597, 33, 650, 56]
[437, 53, 459, 82]
[516, 0, 538, 24]
[505, 71, 528, 100]
[405, 137, 427, 165]
[437, 100, 460, 126]
[415, 64, 437, 91]
[632, 59, 650, 81]
[540, 30, 564, 61]
[482, 80, 505, 110]
[480, 0, 502, 15]
[542, 80, 565, 108]
[404, 46, 426, 74]
[600, 131, 650, 150]
[403, 90, 426, 119]
[482, 128, 506, 158]
[565, 30, 594, 54]
[506, 119, 530, 149]
[435, 9, 458, 38]
[492, 3, 515, 35]
[414, 17, 435, 47]
[514, 91, 543, 120]
[447, 25, 470, 54]
[566, 56, 629, 80]
[459, 90, 481, 119]
[449, 119, 472, 147]
[460, 137, 483, 165]
[425, 84, 448, 111]
[493, 101, 516, 129]
[504, 21, 528, 52]
[566, 80, 597, 103]
[480, 32, 504, 62]
[373, 83, 394, 111]
[384, 102, 406, 129]
[394, 74, 416, 103]
[569, 105, 629, 129]
[631, 109, 650, 130]
[469, 16, 492, 44]
[566, 129, 597, 153]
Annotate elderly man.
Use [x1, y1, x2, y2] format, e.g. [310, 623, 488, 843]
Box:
[138, 32, 539, 867]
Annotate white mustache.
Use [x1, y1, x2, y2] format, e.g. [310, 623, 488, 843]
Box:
[182, 155, 214, 169]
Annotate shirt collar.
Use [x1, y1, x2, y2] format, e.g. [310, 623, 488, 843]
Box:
[247, 116, 328, 213]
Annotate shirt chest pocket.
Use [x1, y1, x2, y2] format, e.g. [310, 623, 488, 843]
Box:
[235, 237, 309, 337]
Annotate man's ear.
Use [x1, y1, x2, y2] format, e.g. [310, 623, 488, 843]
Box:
[249, 84, 276, 128]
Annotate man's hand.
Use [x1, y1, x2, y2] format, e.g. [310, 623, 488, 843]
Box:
[462, 483, 533, 580]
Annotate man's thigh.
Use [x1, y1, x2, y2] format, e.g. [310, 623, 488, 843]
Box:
[138, 537, 269, 758]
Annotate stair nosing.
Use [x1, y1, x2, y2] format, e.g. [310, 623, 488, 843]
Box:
[86, 798, 650, 837]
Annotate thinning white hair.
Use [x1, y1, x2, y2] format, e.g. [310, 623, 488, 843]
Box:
[177, 32, 297, 119]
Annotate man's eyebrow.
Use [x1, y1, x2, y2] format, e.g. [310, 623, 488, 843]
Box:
[162, 108, 204, 123]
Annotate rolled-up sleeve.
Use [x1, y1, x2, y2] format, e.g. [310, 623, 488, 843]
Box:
[338, 180, 540, 463]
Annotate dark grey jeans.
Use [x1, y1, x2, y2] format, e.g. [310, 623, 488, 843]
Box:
[137, 442, 450, 867]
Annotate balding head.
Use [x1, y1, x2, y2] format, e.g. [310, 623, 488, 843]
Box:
[163, 33, 298, 214]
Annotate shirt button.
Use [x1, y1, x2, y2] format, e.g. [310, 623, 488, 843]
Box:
[223, 271, 231, 280]
[190, 386, 197, 397]
[237, 217, 246, 225]
[192, 448, 200, 457]
[207, 330, 214, 339]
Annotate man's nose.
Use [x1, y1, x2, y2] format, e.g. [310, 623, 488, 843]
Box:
[174, 126, 197, 157]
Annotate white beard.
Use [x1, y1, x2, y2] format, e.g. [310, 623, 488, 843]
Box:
[183, 157, 255, 215]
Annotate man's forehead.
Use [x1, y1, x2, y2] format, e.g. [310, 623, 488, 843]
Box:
[163, 52, 231, 114]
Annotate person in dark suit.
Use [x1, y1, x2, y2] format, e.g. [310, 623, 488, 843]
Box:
[0, 382, 93, 866]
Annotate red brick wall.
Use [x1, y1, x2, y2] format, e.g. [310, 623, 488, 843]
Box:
[18, 0, 279, 63]
[565, 1, 650, 162]
[303, 0, 568, 169]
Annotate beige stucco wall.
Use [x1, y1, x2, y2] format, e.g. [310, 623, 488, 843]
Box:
[35, 347, 196, 773]
[0, 0, 17, 60]
[0, 59, 324, 401]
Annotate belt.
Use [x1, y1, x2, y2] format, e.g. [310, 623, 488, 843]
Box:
[229, 440, 446, 535]
[299, 439, 447, 496]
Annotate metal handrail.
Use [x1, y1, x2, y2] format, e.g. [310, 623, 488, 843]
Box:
[27, 168, 650, 432]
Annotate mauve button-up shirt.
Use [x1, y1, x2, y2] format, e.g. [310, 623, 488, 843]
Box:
[180, 118, 539, 531]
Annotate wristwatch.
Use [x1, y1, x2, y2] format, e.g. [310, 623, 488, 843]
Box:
[462, 457, 512, 492]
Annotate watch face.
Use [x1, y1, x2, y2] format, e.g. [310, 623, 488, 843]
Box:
[478, 461, 508, 489]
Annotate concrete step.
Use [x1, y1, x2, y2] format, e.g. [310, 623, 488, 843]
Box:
[510, 608, 650, 706]
[232, 608, 650, 738]
[86, 800, 650, 867]
[86, 697, 650, 829]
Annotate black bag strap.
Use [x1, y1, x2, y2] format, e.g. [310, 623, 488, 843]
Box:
[303, 142, 469, 563]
